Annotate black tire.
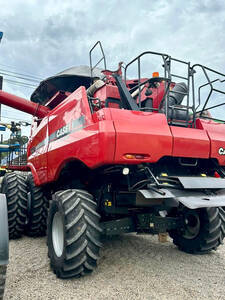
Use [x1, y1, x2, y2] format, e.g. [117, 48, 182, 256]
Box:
[25, 174, 48, 237]
[170, 207, 224, 254]
[219, 207, 225, 239]
[0, 265, 7, 300]
[47, 189, 102, 278]
[1, 173, 27, 239]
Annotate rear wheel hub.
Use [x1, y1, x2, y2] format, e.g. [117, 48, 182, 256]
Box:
[182, 211, 200, 239]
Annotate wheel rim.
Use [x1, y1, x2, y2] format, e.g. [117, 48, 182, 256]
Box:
[52, 212, 64, 257]
[182, 211, 201, 239]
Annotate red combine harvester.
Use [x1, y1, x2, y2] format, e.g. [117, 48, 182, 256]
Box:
[0, 42, 225, 279]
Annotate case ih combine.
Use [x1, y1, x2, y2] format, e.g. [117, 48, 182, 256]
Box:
[0, 42, 224, 279]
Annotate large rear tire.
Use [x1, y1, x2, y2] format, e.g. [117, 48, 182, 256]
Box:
[25, 174, 48, 237]
[170, 207, 224, 254]
[0, 265, 7, 300]
[47, 189, 102, 278]
[1, 173, 27, 239]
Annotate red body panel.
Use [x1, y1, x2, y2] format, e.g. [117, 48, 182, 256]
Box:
[197, 119, 225, 165]
[24, 82, 225, 186]
[30, 87, 116, 185]
[7, 165, 30, 171]
[170, 126, 210, 158]
[94, 85, 120, 102]
[110, 109, 173, 163]
[27, 117, 48, 185]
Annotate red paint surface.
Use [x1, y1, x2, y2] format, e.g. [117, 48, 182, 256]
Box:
[2, 81, 222, 186]
[170, 125, 210, 158]
[197, 119, 225, 165]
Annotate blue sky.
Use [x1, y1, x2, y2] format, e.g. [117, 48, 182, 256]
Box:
[0, 0, 224, 135]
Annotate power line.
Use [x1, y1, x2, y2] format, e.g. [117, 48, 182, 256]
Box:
[0, 68, 42, 81]
[0, 70, 40, 83]
[3, 78, 37, 89]
[0, 64, 42, 91]
[3, 81, 36, 89]
[0, 63, 43, 80]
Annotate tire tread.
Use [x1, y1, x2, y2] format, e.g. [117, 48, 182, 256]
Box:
[48, 189, 102, 278]
[25, 174, 48, 237]
[171, 207, 224, 254]
[1, 173, 27, 239]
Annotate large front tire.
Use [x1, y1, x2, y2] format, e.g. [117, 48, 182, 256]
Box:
[47, 189, 102, 278]
[170, 207, 224, 254]
[1, 173, 27, 239]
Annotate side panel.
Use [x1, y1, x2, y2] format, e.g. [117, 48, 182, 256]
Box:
[112, 110, 173, 163]
[47, 87, 116, 183]
[94, 85, 120, 101]
[27, 116, 48, 185]
[170, 125, 210, 158]
[197, 119, 225, 165]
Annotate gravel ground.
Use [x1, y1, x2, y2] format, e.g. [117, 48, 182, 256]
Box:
[4, 234, 225, 300]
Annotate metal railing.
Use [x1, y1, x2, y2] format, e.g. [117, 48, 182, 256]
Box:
[124, 51, 225, 126]
[89, 41, 106, 83]
[7, 145, 27, 167]
[192, 64, 225, 123]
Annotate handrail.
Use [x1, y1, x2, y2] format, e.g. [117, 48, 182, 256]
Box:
[89, 41, 106, 83]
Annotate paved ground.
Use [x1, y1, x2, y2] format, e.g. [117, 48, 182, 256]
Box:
[4, 234, 225, 300]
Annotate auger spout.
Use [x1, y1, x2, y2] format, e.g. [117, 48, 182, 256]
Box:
[0, 90, 50, 118]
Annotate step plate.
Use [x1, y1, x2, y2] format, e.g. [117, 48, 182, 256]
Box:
[174, 176, 225, 189]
